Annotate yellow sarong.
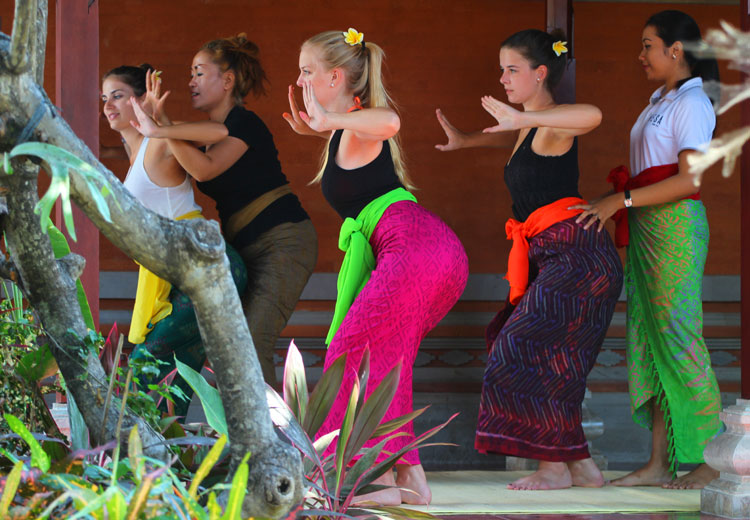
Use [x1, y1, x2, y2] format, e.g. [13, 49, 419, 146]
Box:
[128, 210, 203, 344]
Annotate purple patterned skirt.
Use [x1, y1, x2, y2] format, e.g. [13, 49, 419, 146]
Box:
[476, 217, 622, 461]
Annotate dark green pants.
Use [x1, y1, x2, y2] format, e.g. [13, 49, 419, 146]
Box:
[129, 244, 247, 418]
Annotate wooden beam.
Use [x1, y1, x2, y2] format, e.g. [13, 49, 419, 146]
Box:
[56, 0, 100, 329]
[546, 0, 575, 104]
[740, 0, 750, 398]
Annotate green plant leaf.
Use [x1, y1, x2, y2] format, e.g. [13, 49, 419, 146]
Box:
[4, 413, 50, 472]
[37, 490, 76, 519]
[125, 473, 154, 520]
[340, 436, 391, 505]
[343, 361, 402, 464]
[221, 452, 250, 520]
[267, 387, 319, 464]
[354, 346, 371, 417]
[105, 487, 128, 520]
[207, 491, 222, 520]
[372, 407, 428, 438]
[357, 413, 459, 491]
[68, 485, 120, 520]
[302, 351, 347, 437]
[47, 219, 95, 330]
[334, 376, 359, 497]
[175, 356, 228, 437]
[127, 426, 143, 481]
[163, 468, 207, 520]
[313, 430, 339, 458]
[15, 343, 57, 383]
[66, 390, 89, 452]
[2, 152, 12, 175]
[189, 434, 227, 501]
[0, 460, 23, 518]
[283, 339, 308, 424]
[9, 142, 118, 242]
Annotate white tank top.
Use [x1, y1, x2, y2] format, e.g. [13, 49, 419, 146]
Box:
[123, 137, 201, 219]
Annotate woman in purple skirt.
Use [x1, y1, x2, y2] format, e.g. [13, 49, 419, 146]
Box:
[436, 29, 623, 490]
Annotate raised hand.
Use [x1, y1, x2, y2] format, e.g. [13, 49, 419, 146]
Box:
[143, 69, 171, 125]
[435, 108, 468, 151]
[299, 81, 330, 133]
[481, 95, 522, 133]
[129, 96, 161, 138]
[282, 85, 322, 136]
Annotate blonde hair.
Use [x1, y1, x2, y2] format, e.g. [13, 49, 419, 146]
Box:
[200, 33, 268, 105]
[304, 31, 414, 190]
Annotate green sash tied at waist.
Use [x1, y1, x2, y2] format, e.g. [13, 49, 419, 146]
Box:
[326, 187, 418, 345]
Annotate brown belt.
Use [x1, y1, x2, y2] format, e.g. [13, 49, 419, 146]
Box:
[225, 184, 292, 242]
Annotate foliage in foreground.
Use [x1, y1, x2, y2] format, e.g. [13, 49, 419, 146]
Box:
[179, 340, 456, 520]
[0, 414, 257, 519]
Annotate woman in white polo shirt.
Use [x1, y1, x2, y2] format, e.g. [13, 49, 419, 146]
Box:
[571, 10, 721, 489]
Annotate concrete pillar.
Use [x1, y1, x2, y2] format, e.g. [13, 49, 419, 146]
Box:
[701, 399, 750, 518]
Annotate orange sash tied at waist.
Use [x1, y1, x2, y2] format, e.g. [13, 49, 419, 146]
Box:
[505, 197, 586, 305]
[607, 163, 699, 248]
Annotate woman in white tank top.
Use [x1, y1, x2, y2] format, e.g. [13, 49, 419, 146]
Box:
[102, 64, 247, 419]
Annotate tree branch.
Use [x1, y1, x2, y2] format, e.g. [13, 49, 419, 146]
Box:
[2, 160, 170, 461]
[29, 0, 47, 85]
[5, 0, 36, 75]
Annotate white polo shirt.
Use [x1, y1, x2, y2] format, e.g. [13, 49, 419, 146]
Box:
[629, 77, 715, 177]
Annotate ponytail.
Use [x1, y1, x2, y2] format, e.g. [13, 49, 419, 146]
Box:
[303, 31, 414, 190]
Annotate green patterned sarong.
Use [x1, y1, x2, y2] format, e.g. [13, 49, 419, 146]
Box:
[626, 199, 721, 471]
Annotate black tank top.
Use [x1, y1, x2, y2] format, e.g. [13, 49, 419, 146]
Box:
[321, 129, 404, 220]
[504, 127, 581, 222]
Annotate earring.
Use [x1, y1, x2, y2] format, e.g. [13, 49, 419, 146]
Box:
[536, 77, 540, 83]
[330, 82, 335, 87]
[672, 54, 677, 59]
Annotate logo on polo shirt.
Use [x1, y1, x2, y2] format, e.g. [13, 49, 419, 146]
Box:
[648, 113, 664, 127]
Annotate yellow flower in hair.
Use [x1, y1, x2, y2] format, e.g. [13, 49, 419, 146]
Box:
[552, 40, 568, 57]
[343, 28, 364, 46]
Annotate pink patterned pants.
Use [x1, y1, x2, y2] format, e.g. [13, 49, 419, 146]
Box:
[319, 201, 468, 465]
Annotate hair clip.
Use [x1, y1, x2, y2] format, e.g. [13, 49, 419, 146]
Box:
[552, 41, 568, 57]
[343, 28, 364, 47]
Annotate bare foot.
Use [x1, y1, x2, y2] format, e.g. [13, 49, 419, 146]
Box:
[663, 464, 718, 489]
[395, 463, 432, 505]
[352, 469, 401, 506]
[610, 462, 672, 487]
[508, 461, 572, 490]
[567, 458, 604, 488]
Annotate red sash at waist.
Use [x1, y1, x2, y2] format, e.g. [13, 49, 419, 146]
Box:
[607, 163, 700, 248]
[505, 197, 585, 305]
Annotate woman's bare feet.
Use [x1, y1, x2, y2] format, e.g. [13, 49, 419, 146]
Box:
[609, 462, 673, 487]
[508, 461, 573, 490]
[567, 458, 605, 488]
[395, 463, 432, 505]
[663, 464, 718, 489]
[352, 469, 401, 506]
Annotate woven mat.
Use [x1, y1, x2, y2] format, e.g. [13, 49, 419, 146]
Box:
[409, 471, 699, 515]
